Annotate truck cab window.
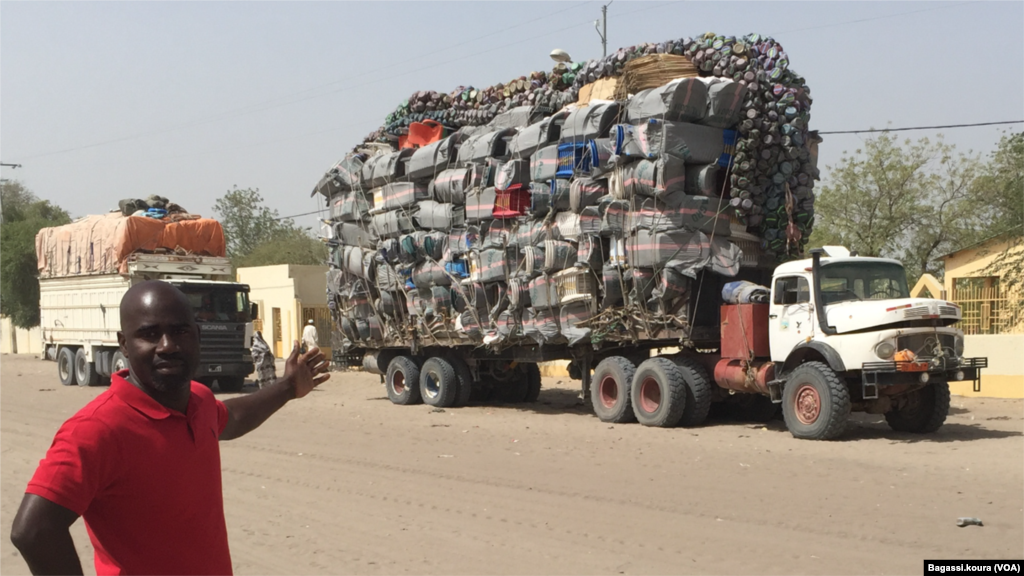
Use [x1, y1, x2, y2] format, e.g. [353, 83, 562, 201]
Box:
[773, 276, 810, 305]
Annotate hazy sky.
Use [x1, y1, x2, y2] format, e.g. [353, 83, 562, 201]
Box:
[2, 1, 1022, 234]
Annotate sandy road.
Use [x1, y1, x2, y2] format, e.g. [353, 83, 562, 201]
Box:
[2, 353, 1022, 575]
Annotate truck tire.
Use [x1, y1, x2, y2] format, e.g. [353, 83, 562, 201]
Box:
[885, 382, 950, 434]
[670, 356, 713, 427]
[386, 356, 422, 405]
[523, 363, 542, 403]
[111, 351, 129, 375]
[591, 357, 637, 423]
[420, 357, 459, 408]
[218, 376, 245, 393]
[446, 355, 475, 407]
[494, 364, 529, 403]
[74, 348, 101, 387]
[631, 358, 688, 428]
[58, 347, 78, 386]
[781, 361, 850, 440]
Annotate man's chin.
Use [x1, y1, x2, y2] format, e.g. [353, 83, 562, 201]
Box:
[150, 373, 192, 392]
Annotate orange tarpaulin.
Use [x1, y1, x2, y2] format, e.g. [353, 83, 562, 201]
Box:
[36, 213, 227, 278]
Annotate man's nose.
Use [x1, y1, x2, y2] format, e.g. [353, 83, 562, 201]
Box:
[156, 333, 179, 353]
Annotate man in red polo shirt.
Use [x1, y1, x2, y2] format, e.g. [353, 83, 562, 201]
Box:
[10, 280, 331, 575]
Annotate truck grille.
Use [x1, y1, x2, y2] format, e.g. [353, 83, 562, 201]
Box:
[199, 324, 248, 363]
[896, 333, 956, 359]
[939, 305, 959, 317]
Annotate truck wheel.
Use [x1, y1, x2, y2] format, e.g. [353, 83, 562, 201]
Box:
[218, 376, 245, 393]
[523, 363, 542, 403]
[111, 351, 129, 375]
[631, 358, 687, 427]
[420, 357, 459, 408]
[494, 364, 529, 403]
[74, 348, 101, 387]
[781, 361, 850, 440]
[885, 383, 950, 433]
[591, 357, 637, 423]
[58, 347, 78, 386]
[386, 356, 423, 405]
[670, 356, 713, 427]
[446, 355, 475, 407]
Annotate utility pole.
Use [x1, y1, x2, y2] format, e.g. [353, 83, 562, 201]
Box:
[0, 162, 22, 225]
[594, 2, 611, 58]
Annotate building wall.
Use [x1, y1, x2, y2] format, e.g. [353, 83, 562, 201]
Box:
[942, 236, 1021, 295]
[0, 317, 44, 355]
[949, 334, 1024, 399]
[236, 264, 328, 358]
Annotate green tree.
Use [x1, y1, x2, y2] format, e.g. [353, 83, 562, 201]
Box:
[812, 133, 990, 284]
[977, 132, 1024, 321]
[1, 181, 72, 328]
[213, 186, 326, 268]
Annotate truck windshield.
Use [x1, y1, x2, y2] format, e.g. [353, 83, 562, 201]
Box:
[177, 285, 251, 323]
[819, 262, 909, 305]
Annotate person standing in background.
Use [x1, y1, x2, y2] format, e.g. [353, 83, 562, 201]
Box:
[250, 331, 275, 389]
[301, 319, 318, 354]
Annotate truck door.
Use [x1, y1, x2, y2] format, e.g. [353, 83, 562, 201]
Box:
[769, 275, 813, 362]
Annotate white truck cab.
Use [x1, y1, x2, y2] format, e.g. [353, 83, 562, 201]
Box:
[765, 246, 986, 439]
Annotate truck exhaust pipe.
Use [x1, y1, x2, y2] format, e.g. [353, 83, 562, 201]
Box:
[810, 248, 837, 336]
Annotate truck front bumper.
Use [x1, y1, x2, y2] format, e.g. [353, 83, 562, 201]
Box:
[860, 357, 987, 397]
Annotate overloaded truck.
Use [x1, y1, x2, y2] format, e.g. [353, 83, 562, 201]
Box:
[313, 33, 985, 439]
[35, 211, 255, 391]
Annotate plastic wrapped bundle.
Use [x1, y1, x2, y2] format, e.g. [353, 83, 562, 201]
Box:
[413, 201, 465, 231]
[314, 155, 365, 197]
[560, 102, 621, 143]
[601, 266, 629, 308]
[576, 235, 604, 270]
[511, 218, 558, 247]
[507, 277, 532, 311]
[722, 280, 770, 304]
[570, 178, 607, 213]
[509, 114, 562, 158]
[559, 302, 593, 346]
[483, 219, 514, 249]
[341, 246, 375, 279]
[530, 145, 559, 182]
[472, 248, 509, 283]
[494, 309, 521, 339]
[522, 307, 564, 345]
[636, 119, 729, 163]
[375, 262, 403, 291]
[685, 164, 722, 196]
[466, 187, 496, 222]
[550, 179, 571, 211]
[448, 226, 481, 255]
[587, 138, 615, 178]
[334, 222, 378, 247]
[430, 168, 472, 204]
[496, 159, 529, 192]
[360, 153, 393, 189]
[378, 290, 407, 318]
[371, 210, 416, 239]
[628, 195, 730, 236]
[527, 275, 560, 310]
[700, 78, 748, 129]
[329, 191, 370, 222]
[611, 124, 645, 159]
[528, 183, 551, 217]
[377, 182, 429, 211]
[457, 129, 515, 166]
[624, 77, 709, 124]
[406, 136, 459, 181]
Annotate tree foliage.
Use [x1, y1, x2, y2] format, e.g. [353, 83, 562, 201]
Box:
[978, 132, 1024, 319]
[1, 181, 71, 328]
[812, 133, 993, 284]
[213, 187, 327, 269]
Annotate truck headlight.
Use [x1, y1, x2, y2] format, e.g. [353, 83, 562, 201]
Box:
[876, 340, 892, 358]
[875, 341, 896, 360]
[954, 336, 964, 357]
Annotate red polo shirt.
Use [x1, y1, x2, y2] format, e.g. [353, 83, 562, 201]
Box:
[26, 371, 232, 575]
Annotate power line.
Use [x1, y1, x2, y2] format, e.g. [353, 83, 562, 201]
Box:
[274, 209, 322, 221]
[818, 120, 1023, 135]
[771, 2, 972, 35]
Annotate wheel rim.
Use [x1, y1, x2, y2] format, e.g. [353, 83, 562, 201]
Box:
[639, 377, 661, 413]
[599, 376, 618, 409]
[113, 358, 128, 372]
[75, 355, 86, 380]
[393, 371, 405, 394]
[424, 370, 440, 399]
[59, 354, 72, 381]
[794, 384, 821, 425]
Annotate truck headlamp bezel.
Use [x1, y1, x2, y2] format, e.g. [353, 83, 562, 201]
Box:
[875, 341, 896, 360]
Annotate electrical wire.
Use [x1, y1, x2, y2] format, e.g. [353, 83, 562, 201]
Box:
[818, 120, 1024, 135]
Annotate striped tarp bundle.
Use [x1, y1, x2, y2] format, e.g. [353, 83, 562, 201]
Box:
[624, 77, 709, 125]
[406, 136, 459, 181]
[380, 182, 429, 211]
[636, 119, 727, 164]
[570, 178, 608, 213]
[375, 262, 403, 291]
[447, 226, 481, 256]
[628, 195, 730, 236]
[530, 145, 559, 182]
[378, 290, 407, 318]
[412, 260, 452, 289]
[522, 307, 564, 345]
[527, 275, 560, 310]
[576, 235, 604, 270]
[329, 191, 371, 222]
[541, 240, 577, 273]
[703, 79, 748, 129]
[371, 210, 416, 239]
[314, 155, 365, 197]
[413, 200, 465, 232]
[528, 182, 551, 217]
[560, 102, 620, 143]
[334, 222, 378, 247]
[550, 179, 572, 211]
[495, 159, 530, 192]
[495, 309, 522, 339]
[430, 168, 471, 204]
[507, 277, 532, 311]
[559, 301, 594, 346]
[475, 248, 509, 283]
[601, 266, 628, 308]
[483, 219, 514, 249]
[465, 187, 496, 222]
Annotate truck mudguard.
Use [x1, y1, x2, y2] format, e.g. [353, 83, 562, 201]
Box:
[783, 341, 846, 376]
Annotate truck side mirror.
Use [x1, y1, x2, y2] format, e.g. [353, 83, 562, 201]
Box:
[250, 303, 259, 320]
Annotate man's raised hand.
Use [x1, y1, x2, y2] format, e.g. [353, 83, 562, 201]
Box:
[284, 341, 331, 398]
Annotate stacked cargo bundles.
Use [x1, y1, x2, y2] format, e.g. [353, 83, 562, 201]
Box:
[316, 32, 815, 354]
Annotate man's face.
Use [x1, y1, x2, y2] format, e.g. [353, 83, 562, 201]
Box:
[117, 287, 200, 393]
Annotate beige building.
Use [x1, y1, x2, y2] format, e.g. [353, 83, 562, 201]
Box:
[236, 264, 331, 359]
[941, 233, 1023, 398]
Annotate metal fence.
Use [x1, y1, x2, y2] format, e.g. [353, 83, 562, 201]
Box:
[301, 306, 333, 356]
[953, 281, 1021, 335]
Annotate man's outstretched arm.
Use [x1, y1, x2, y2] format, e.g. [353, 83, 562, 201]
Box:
[11, 494, 84, 576]
[220, 342, 331, 440]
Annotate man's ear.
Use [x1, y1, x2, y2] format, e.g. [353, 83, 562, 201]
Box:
[117, 331, 127, 355]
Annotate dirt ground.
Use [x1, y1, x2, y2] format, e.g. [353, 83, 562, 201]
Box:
[2, 353, 1022, 575]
